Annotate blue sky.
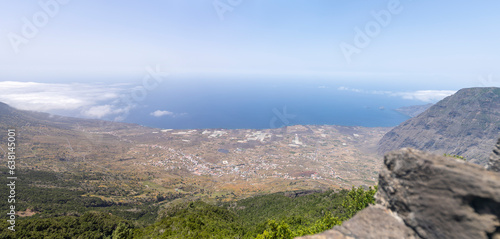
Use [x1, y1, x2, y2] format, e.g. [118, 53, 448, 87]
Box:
[2, 0, 499, 82]
[0, 1, 499, 119]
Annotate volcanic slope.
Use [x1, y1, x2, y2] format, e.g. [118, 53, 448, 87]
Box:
[378, 87, 500, 165]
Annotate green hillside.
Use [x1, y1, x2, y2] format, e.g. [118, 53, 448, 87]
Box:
[0, 166, 376, 239]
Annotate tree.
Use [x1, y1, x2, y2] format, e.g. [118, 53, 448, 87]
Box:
[112, 222, 133, 239]
[341, 186, 377, 219]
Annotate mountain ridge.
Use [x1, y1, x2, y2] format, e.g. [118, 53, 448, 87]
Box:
[378, 87, 500, 165]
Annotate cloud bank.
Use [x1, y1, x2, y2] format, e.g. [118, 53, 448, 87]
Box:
[337, 86, 456, 102]
[0, 81, 134, 120]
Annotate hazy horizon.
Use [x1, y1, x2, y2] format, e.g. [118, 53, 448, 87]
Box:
[1, 1, 499, 125]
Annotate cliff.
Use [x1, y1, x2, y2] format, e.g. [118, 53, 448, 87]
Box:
[378, 87, 500, 165]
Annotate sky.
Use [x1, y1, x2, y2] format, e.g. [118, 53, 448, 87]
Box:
[0, 0, 499, 119]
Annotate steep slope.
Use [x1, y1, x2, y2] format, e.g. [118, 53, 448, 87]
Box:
[378, 87, 500, 165]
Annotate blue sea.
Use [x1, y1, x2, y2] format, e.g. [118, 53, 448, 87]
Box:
[123, 77, 424, 129]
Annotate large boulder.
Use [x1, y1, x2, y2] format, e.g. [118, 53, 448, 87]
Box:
[487, 138, 500, 172]
[378, 148, 500, 239]
[298, 146, 500, 239]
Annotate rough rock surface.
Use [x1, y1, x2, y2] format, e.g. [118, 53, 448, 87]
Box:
[378, 149, 500, 239]
[298, 147, 500, 239]
[487, 138, 500, 172]
[378, 87, 500, 165]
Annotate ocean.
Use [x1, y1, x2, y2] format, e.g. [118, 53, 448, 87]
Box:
[123, 77, 421, 129]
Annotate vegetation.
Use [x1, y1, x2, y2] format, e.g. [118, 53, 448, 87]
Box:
[253, 186, 377, 238]
[134, 201, 245, 239]
[135, 186, 376, 238]
[0, 166, 376, 238]
[1, 186, 375, 238]
[444, 153, 467, 161]
[0, 211, 134, 239]
[0, 167, 161, 224]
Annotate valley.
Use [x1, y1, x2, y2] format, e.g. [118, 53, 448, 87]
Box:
[2, 87, 500, 238]
[6, 105, 388, 202]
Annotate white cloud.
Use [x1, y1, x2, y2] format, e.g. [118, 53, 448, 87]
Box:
[82, 105, 114, 118]
[337, 86, 455, 102]
[150, 110, 174, 117]
[392, 90, 456, 102]
[0, 81, 136, 119]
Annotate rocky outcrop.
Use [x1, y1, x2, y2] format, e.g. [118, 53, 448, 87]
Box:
[299, 146, 500, 239]
[487, 138, 500, 172]
[378, 87, 500, 165]
[378, 149, 500, 239]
